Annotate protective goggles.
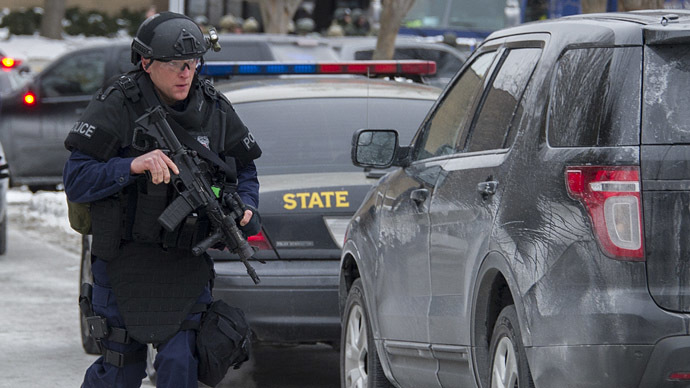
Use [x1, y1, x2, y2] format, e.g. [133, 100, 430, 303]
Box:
[157, 57, 201, 72]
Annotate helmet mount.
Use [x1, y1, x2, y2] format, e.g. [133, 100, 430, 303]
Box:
[131, 12, 220, 66]
[174, 28, 204, 56]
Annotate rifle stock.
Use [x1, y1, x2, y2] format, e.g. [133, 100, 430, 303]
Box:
[135, 106, 261, 284]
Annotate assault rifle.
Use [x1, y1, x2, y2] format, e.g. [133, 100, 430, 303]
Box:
[135, 105, 260, 284]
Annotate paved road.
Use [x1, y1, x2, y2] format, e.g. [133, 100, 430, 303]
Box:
[0, 209, 339, 387]
[0, 224, 94, 386]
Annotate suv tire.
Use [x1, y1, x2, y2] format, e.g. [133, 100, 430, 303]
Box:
[341, 278, 394, 388]
[489, 305, 534, 388]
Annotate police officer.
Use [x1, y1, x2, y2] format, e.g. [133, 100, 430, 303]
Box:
[63, 12, 261, 388]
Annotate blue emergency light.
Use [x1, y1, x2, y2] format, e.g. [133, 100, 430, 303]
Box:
[200, 60, 437, 77]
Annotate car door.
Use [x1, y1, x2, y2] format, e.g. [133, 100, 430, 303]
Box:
[376, 50, 499, 388]
[12, 47, 107, 181]
[425, 44, 543, 387]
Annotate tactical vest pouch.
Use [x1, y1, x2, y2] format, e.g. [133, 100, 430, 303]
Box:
[67, 199, 91, 235]
[131, 178, 169, 243]
[91, 196, 123, 261]
[196, 300, 251, 387]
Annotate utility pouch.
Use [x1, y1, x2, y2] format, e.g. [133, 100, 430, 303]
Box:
[67, 200, 92, 235]
[196, 300, 251, 387]
[86, 316, 109, 339]
[131, 178, 169, 243]
[91, 196, 124, 261]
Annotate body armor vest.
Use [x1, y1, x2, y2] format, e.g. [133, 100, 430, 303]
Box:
[88, 72, 229, 344]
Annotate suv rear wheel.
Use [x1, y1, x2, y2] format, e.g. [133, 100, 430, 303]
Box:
[341, 278, 393, 388]
[489, 305, 534, 388]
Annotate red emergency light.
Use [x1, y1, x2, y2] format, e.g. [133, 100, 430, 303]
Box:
[1, 56, 21, 70]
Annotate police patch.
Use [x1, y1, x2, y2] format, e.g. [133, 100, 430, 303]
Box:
[71, 121, 97, 139]
[196, 135, 210, 150]
[241, 132, 256, 151]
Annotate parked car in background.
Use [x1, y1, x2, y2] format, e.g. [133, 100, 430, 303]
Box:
[0, 34, 339, 192]
[0, 40, 135, 192]
[340, 10, 690, 388]
[327, 35, 469, 88]
[79, 61, 441, 357]
[0, 53, 31, 99]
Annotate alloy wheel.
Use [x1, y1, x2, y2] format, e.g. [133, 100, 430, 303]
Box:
[344, 304, 368, 388]
[491, 336, 518, 388]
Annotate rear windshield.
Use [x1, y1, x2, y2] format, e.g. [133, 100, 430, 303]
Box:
[643, 44, 690, 144]
[233, 97, 434, 175]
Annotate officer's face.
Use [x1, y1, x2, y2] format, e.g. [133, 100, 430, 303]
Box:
[142, 58, 197, 104]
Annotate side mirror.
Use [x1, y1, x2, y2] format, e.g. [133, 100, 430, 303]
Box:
[351, 129, 408, 169]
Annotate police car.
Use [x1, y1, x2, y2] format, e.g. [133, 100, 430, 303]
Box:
[0, 34, 338, 192]
[205, 60, 441, 347]
[74, 60, 442, 355]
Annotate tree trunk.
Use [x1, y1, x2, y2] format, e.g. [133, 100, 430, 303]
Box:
[618, 0, 666, 10]
[40, 0, 66, 39]
[373, 0, 416, 60]
[258, 0, 302, 34]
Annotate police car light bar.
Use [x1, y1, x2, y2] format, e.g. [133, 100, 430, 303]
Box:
[200, 60, 436, 77]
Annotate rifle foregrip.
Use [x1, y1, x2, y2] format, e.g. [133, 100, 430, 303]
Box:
[158, 195, 194, 232]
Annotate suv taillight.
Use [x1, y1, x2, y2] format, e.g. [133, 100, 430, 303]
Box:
[566, 166, 644, 261]
[247, 231, 273, 251]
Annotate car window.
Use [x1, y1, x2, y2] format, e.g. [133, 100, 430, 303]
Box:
[467, 48, 541, 152]
[643, 44, 690, 144]
[414, 51, 497, 161]
[41, 50, 106, 98]
[233, 97, 434, 175]
[548, 46, 641, 147]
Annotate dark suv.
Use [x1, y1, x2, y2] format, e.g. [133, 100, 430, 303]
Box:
[340, 10, 690, 388]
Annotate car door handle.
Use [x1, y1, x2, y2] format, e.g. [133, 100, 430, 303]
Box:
[477, 180, 498, 196]
[75, 107, 85, 115]
[410, 188, 429, 206]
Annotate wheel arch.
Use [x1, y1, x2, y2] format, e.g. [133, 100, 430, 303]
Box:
[471, 251, 529, 388]
[339, 243, 398, 387]
[339, 249, 360, 318]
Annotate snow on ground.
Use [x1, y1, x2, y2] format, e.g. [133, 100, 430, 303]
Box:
[8, 187, 82, 255]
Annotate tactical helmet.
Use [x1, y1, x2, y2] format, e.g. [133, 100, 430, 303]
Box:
[131, 12, 208, 65]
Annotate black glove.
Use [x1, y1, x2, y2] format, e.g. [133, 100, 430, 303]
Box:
[239, 204, 261, 237]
